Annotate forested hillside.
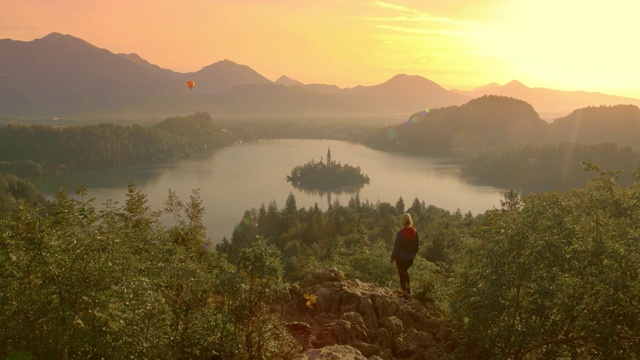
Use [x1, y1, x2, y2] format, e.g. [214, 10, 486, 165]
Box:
[2, 163, 638, 358]
[0, 173, 47, 213]
[0, 112, 233, 177]
[366, 98, 640, 155]
[463, 143, 640, 192]
[365, 95, 549, 153]
[550, 104, 640, 144]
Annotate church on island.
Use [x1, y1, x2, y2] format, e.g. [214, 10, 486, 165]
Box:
[286, 147, 370, 189]
[319, 147, 334, 168]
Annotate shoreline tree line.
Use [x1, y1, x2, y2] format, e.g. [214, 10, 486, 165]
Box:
[0, 112, 233, 177]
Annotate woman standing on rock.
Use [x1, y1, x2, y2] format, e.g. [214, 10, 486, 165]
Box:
[390, 213, 419, 302]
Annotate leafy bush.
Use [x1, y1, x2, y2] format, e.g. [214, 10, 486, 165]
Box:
[450, 164, 640, 359]
[0, 184, 295, 359]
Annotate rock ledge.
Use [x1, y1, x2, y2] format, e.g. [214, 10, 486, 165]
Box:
[287, 269, 445, 360]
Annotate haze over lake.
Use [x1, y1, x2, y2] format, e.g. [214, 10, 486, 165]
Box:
[31, 139, 506, 243]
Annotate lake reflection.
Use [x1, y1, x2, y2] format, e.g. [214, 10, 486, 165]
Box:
[290, 182, 365, 198]
[31, 139, 506, 243]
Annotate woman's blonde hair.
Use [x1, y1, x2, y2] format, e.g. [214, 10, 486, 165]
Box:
[401, 213, 413, 228]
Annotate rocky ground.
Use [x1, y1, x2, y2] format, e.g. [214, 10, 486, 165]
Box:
[285, 269, 449, 360]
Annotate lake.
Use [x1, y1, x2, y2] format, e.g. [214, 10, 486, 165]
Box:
[30, 139, 506, 243]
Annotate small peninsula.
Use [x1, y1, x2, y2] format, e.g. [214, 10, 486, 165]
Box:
[286, 148, 370, 191]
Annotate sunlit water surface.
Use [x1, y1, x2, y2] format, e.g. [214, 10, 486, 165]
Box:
[31, 139, 506, 243]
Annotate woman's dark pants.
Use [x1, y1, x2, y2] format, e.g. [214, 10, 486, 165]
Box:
[395, 258, 414, 292]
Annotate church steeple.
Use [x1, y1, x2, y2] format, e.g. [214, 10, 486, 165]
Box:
[326, 147, 332, 167]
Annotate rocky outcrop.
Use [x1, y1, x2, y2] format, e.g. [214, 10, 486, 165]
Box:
[293, 344, 368, 359]
[286, 269, 446, 360]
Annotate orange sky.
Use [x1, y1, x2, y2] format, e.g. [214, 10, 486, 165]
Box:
[2, 0, 639, 98]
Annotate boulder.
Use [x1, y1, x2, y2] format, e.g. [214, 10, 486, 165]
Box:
[287, 322, 313, 350]
[293, 344, 367, 360]
[300, 267, 345, 288]
[285, 269, 446, 359]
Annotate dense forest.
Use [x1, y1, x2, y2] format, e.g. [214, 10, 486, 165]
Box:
[462, 143, 640, 192]
[0, 173, 48, 213]
[550, 105, 640, 144]
[1, 164, 639, 358]
[0, 112, 233, 177]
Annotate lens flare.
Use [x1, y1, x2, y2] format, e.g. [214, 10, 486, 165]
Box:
[406, 109, 429, 126]
[386, 128, 398, 140]
[407, 114, 419, 125]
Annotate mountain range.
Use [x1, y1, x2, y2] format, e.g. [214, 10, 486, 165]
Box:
[1, 32, 639, 120]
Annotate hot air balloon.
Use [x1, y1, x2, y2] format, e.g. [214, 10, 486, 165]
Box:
[186, 80, 195, 90]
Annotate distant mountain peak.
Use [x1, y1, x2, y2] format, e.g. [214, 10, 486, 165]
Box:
[504, 80, 528, 89]
[383, 74, 438, 86]
[390, 74, 412, 79]
[121, 52, 143, 60]
[191, 58, 272, 92]
[36, 32, 94, 48]
[213, 59, 240, 67]
[41, 32, 66, 40]
[40, 32, 82, 42]
[200, 59, 248, 72]
[276, 75, 304, 86]
[375, 74, 446, 93]
[387, 74, 426, 82]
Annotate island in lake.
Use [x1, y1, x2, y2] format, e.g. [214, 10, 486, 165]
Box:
[286, 148, 370, 193]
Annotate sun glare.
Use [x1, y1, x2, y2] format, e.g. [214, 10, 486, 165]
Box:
[468, 0, 640, 94]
